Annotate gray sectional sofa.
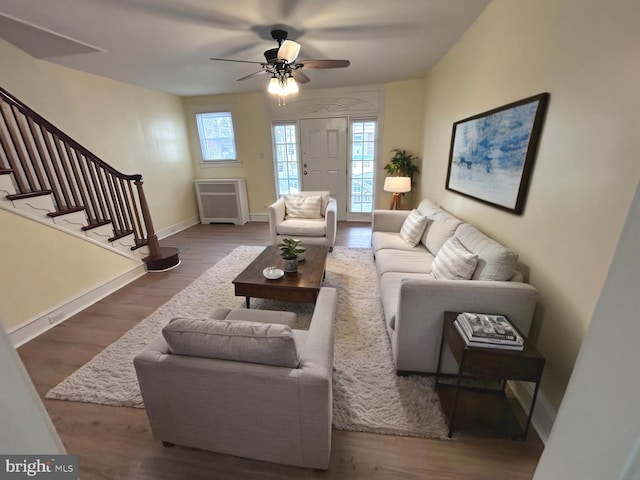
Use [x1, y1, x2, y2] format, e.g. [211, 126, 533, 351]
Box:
[372, 199, 538, 375]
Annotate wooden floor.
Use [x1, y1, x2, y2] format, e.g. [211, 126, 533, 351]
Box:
[18, 222, 544, 479]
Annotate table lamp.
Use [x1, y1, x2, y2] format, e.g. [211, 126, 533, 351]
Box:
[383, 177, 411, 210]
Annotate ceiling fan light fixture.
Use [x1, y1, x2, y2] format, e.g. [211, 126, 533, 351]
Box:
[286, 75, 299, 94]
[267, 75, 280, 94]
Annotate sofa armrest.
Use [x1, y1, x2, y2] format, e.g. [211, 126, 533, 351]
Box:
[372, 209, 411, 233]
[268, 197, 286, 245]
[394, 278, 537, 373]
[298, 287, 336, 374]
[323, 199, 337, 247]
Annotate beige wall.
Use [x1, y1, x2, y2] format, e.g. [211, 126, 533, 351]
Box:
[417, 0, 640, 409]
[0, 38, 196, 331]
[379, 80, 425, 209]
[183, 93, 277, 215]
[0, 39, 196, 230]
[0, 210, 139, 330]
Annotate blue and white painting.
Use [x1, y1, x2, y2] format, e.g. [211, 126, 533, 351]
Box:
[447, 95, 546, 212]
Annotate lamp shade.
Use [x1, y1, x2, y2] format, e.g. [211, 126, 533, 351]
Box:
[383, 176, 411, 193]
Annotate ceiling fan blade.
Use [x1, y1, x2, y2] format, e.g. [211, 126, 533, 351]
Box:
[236, 70, 267, 81]
[210, 57, 265, 65]
[277, 40, 300, 63]
[297, 59, 350, 69]
[291, 69, 310, 84]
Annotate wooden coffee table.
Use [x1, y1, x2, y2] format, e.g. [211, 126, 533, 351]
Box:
[232, 245, 329, 308]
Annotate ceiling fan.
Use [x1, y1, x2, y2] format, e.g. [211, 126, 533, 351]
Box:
[210, 29, 350, 98]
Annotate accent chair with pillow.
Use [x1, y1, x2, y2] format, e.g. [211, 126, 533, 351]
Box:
[371, 199, 538, 375]
[133, 287, 337, 470]
[268, 191, 337, 250]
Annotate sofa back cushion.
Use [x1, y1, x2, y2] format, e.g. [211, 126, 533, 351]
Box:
[163, 318, 300, 368]
[454, 223, 519, 281]
[423, 214, 463, 255]
[431, 236, 478, 280]
[416, 198, 442, 218]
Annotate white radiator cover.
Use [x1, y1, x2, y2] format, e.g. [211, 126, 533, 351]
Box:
[194, 179, 249, 225]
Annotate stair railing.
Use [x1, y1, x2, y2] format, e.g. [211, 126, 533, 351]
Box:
[0, 86, 162, 258]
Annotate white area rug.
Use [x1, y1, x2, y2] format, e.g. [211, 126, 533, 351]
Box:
[46, 246, 448, 439]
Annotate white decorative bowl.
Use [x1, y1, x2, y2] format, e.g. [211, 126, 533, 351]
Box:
[263, 267, 284, 280]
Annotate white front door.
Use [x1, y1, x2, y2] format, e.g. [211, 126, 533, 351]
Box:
[300, 118, 348, 220]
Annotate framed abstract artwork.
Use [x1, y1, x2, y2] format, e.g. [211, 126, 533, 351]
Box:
[445, 93, 549, 214]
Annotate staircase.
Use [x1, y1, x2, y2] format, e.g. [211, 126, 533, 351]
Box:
[0, 87, 179, 271]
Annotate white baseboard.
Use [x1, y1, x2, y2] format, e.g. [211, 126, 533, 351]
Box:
[250, 213, 268, 222]
[510, 380, 557, 444]
[9, 264, 146, 348]
[156, 216, 199, 239]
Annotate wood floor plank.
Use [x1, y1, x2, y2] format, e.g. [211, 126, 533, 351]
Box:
[17, 221, 544, 479]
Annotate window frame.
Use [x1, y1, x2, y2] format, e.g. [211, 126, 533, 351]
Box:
[271, 121, 301, 197]
[348, 117, 378, 216]
[189, 105, 242, 168]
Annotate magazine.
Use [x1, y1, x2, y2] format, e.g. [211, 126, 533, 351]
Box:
[457, 312, 523, 343]
[454, 320, 524, 351]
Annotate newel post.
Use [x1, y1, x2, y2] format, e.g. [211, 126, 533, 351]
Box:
[135, 178, 180, 271]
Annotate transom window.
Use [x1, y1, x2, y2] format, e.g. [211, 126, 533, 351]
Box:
[272, 123, 300, 196]
[195, 112, 237, 161]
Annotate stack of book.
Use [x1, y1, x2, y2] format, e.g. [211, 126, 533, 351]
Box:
[454, 312, 525, 351]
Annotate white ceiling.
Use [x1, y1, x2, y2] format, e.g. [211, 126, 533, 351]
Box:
[0, 0, 490, 97]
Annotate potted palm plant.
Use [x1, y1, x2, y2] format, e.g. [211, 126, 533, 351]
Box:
[384, 149, 420, 183]
[279, 238, 306, 273]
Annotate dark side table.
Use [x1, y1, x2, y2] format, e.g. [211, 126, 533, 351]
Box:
[435, 312, 545, 440]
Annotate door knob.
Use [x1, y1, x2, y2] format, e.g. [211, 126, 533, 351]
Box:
[304, 171, 308, 175]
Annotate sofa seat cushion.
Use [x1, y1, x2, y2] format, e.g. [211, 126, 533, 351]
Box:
[372, 231, 427, 254]
[375, 248, 434, 277]
[162, 318, 300, 368]
[380, 272, 432, 331]
[276, 218, 326, 237]
[454, 223, 518, 281]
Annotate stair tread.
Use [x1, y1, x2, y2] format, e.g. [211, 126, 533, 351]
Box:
[109, 229, 135, 242]
[6, 190, 53, 200]
[47, 206, 86, 217]
[81, 219, 112, 231]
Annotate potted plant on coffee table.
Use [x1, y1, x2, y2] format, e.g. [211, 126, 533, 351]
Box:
[279, 238, 306, 273]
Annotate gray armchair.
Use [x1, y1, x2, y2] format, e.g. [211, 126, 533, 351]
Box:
[134, 287, 337, 470]
[268, 191, 337, 250]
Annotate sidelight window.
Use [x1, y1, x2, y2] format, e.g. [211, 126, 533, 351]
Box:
[350, 119, 377, 213]
[272, 123, 300, 196]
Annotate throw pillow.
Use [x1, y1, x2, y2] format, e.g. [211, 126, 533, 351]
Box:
[431, 236, 479, 280]
[162, 318, 300, 368]
[399, 209, 429, 247]
[284, 195, 322, 219]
